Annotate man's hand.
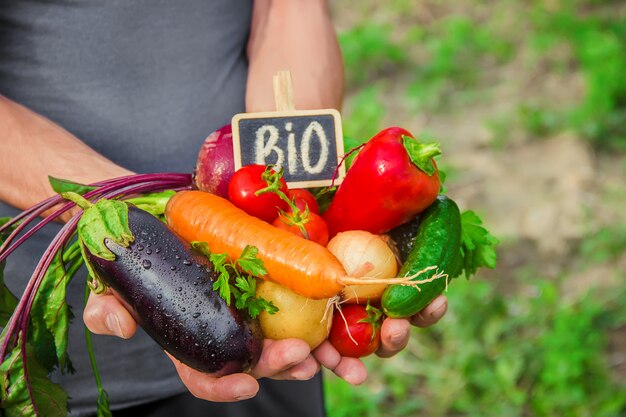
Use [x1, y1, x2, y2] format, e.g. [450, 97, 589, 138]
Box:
[377, 295, 448, 358]
[84, 291, 448, 400]
[166, 338, 319, 401]
[312, 295, 448, 384]
[83, 291, 321, 402]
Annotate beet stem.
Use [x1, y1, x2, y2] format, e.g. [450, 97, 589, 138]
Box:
[0, 174, 192, 263]
[18, 216, 80, 417]
[0, 174, 194, 416]
[0, 198, 54, 234]
[0, 173, 194, 417]
[0, 215, 80, 366]
[1, 176, 192, 361]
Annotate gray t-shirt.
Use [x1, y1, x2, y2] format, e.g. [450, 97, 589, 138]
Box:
[0, 2, 325, 416]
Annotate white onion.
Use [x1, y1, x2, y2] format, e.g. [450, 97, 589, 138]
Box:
[327, 230, 398, 303]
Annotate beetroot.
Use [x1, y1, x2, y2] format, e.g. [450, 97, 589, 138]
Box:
[194, 124, 235, 198]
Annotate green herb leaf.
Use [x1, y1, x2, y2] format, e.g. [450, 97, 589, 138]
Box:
[235, 275, 255, 295]
[0, 334, 69, 417]
[0, 217, 18, 328]
[194, 244, 276, 317]
[233, 274, 278, 318]
[459, 210, 499, 278]
[49, 176, 97, 196]
[214, 275, 231, 305]
[245, 296, 278, 319]
[401, 136, 441, 176]
[232, 274, 278, 318]
[191, 242, 234, 304]
[209, 253, 228, 270]
[30, 262, 68, 373]
[32, 242, 82, 374]
[237, 245, 267, 277]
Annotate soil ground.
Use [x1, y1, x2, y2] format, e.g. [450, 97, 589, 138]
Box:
[331, 0, 626, 386]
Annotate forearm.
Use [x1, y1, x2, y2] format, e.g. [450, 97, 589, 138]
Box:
[246, 0, 344, 112]
[0, 95, 133, 211]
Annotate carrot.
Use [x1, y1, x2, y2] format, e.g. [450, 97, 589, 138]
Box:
[165, 191, 443, 300]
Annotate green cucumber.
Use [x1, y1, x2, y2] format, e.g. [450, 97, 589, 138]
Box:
[381, 195, 462, 318]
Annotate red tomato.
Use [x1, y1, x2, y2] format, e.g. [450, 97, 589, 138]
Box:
[272, 211, 329, 246]
[329, 304, 382, 358]
[288, 189, 320, 214]
[228, 165, 289, 223]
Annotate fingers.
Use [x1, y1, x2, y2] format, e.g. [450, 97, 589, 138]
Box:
[376, 318, 410, 358]
[250, 339, 311, 379]
[167, 353, 260, 402]
[271, 354, 320, 381]
[376, 295, 448, 358]
[313, 341, 368, 385]
[410, 295, 448, 328]
[171, 339, 316, 403]
[83, 291, 137, 339]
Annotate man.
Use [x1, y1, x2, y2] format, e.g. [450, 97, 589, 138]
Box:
[0, 1, 447, 415]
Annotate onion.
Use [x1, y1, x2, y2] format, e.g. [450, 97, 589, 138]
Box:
[327, 230, 398, 303]
[193, 124, 235, 198]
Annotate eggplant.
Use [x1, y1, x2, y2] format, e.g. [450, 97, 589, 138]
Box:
[387, 215, 421, 263]
[83, 205, 262, 375]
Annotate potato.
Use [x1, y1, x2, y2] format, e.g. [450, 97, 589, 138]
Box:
[256, 280, 332, 349]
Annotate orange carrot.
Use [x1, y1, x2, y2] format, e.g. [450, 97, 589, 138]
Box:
[165, 191, 441, 300]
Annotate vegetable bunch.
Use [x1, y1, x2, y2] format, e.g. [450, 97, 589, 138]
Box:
[169, 125, 498, 358]
[0, 124, 498, 417]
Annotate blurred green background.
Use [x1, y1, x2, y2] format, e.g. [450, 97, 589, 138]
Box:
[323, 0, 626, 416]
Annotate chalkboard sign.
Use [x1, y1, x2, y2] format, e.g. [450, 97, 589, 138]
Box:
[231, 109, 345, 188]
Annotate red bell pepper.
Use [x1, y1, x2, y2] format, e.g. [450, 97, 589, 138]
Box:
[323, 127, 441, 237]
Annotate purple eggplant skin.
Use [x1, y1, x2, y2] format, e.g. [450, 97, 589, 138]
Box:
[84, 206, 263, 375]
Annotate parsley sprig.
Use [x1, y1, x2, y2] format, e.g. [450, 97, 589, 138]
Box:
[458, 210, 499, 278]
[191, 242, 278, 318]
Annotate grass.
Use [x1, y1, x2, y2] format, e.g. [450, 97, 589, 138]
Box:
[329, 0, 626, 415]
[338, 0, 626, 150]
[529, 0, 626, 150]
[324, 275, 626, 417]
